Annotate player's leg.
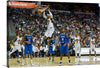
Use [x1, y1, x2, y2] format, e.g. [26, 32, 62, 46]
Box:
[93, 47, 96, 57]
[52, 51, 55, 62]
[17, 45, 22, 63]
[21, 45, 28, 65]
[66, 53, 70, 64]
[65, 44, 71, 64]
[48, 46, 52, 62]
[29, 45, 34, 65]
[94, 51, 96, 57]
[59, 54, 63, 66]
[78, 46, 81, 62]
[59, 45, 63, 66]
[93, 47, 96, 62]
[89, 48, 91, 57]
[77, 45, 81, 63]
[20, 46, 24, 64]
[9, 46, 16, 56]
[75, 45, 78, 63]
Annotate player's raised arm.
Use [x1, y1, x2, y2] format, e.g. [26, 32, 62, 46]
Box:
[43, 11, 47, 19]
[48, 8, 53, 19]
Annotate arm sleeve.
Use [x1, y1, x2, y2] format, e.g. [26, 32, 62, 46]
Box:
[48, 10, 53, 18]
[43, 11, 47, 19]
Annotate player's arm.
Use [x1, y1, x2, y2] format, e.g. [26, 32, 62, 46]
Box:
[80, 37, 83, 47]
[89, 40, 91, 47]
[94, 39, 96, 47]
[43, 11, 47, 19]
[12, 36, 17, 43]
[65, 34, 69, 47]
[48, 40, 49, 48]
[22, 35, 25, 44]
[22, 35, 29, 44]
[48, 8, 53, 19]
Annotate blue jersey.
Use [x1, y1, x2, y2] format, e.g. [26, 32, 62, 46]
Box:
[49, 40, 53, 47]
[25, 34, 33, 45]
[52, 39, 55, 44]
[60, 33, 67, 44]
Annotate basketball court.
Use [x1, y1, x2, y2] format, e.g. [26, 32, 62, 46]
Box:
[8, 56, 100, 67]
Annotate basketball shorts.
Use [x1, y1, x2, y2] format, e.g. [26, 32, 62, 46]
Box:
[75, 44, 81, 53]
[75, 44, 81, 56]
[45, 27, 54, 38]
[60, 44, 69, 54]
[48, 46, 55, 54]
[89, 45, 95, 52]
[24, 44, 33, 54]
[14, 42, 22, 52]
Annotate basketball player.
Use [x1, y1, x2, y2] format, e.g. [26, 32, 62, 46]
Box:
[21, 30, 34, 65]
[59, 28, 70, 66]
[9, 33, 22, 63]
[48, 35, 56, 62]
[43, 8, 55, 38]
[89, 36, 96, 58]
[74, 33, 82, 63]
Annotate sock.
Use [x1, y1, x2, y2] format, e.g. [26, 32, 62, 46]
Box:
[78, 58, 79, 62]
[31, 59, 33, 63]
[60, 60, 62, 62]
[75, 58, 77, 63]
[22, 59, 24, 62]
[95, 54, 96, 57]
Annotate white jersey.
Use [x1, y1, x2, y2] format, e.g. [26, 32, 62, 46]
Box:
[16, 36, 22, 45]
[74, 36, 80, 44]
[47, 18, 53, 29]
[45, 18, 55, 37]
[89, 38, 95, 52]
[74, 36, 81, 54]
[90, 38, 95, 47]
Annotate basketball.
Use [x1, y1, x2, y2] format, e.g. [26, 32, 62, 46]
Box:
[37, 10, 42, 15]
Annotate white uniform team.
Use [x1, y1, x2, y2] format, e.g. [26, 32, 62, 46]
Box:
[43, 9, 55, 38]
[74, 36, 81, 56]
[9, 36, 22, 55]
[89, 38, 96, 52]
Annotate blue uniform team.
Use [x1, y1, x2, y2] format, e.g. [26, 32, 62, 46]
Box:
[21, 30, 34, 65]
[21, 29, 70, 66]
[24, 34, 33, 55]
[48, 36, 56, 62]
[59, 29, 70, 66]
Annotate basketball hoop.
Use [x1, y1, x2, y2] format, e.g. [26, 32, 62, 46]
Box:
[37, 5, 48, 15]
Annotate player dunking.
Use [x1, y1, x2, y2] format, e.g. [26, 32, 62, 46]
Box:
[89, 36, 96, 59]
[43, 8, 55, 38]
[21, 30, 34, 65]
[74, 33, 82, 64]
[59, 28, 70, 66]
